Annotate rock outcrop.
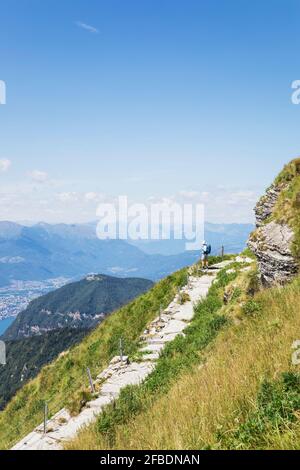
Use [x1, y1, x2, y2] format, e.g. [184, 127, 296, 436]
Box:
[248, 221, 298, 285]
[248, 161, 299, 286]
[254, 183, 286, 227]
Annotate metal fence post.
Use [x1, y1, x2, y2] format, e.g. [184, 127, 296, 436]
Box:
[186, 273, 190, 289]
[177, 287, 182, 303]
[159, 305, 163, 321]
[119, 338, 124, 362]
[87, 367, 95, 394]
[43, 402, 48, 435]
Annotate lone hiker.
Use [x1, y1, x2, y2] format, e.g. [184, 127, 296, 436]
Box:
[201, 240, 211, 270]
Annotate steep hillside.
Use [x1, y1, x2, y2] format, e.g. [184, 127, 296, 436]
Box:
[0, 266, 191, 449]
[0, 328, 87, 410]
[66, 263, 300, 450]
[3, 275, 153, 340]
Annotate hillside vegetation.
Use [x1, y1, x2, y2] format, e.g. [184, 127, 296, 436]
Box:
[0, 266, 191, 449]
[0, 328, 87, 410]
[65, 259, 300, 450]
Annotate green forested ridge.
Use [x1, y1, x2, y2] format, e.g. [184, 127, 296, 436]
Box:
[3, 275, 153, 341]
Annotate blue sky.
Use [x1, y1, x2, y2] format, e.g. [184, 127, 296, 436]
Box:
[0, 0, 300, 223]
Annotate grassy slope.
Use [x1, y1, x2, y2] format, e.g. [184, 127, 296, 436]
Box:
[0, 267, 190, 449]
[64, 260, 247, 450]
[0, 328, 88, 410]
[66, 259, 300, 450]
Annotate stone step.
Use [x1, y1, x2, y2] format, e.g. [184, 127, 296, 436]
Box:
[144, 337, 166, 345]
[142, 352, 160, 361]
[140, 342, 165, 353]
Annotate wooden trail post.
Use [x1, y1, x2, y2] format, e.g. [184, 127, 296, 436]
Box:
[159, 305, 163, 321]
[221, 245, 224, 260]
[87, 367, 95, 394]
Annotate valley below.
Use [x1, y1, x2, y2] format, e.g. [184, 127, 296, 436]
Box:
[0, 277, 71, 323]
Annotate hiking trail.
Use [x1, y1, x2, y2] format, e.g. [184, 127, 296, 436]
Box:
[12, 259, 241, 450]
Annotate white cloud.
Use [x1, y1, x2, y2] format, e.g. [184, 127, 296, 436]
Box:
[57, 192, 79, 203]
[84, 192, 105, 202]
[85, 192, 98, 201]
[0, 173, 260, 225]
[146, 196, 176, 206]
[178, 190, 210, 201]
[179, 190, 200, 199]
[76, 21, 99, 34]
[28, 170, 48, 183]
[0, 159, 11, 173]
[230, 190, 257, 201]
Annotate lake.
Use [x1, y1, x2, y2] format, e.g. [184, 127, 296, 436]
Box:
[0, 317, 15, 336]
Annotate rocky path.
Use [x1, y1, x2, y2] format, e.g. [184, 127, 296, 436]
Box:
[12, 260, 233, 451]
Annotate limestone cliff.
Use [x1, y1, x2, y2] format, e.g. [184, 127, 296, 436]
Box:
[248, 158, 300, 285]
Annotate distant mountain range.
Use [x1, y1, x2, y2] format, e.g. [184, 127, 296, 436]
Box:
[128, 222, 254, 256]
[0, 221, 253, 287]
[0, 274, 153, 409]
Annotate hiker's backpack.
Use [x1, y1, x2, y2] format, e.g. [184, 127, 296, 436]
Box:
[205, 244, 211, 255]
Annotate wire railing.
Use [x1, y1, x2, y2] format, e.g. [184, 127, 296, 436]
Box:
[0, 333, 151, 449]
[0, 367, 98, 449]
